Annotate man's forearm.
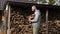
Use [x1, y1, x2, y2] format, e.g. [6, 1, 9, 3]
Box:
[29, 14, 39, 22]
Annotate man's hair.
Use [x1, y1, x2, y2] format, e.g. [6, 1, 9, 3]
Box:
[32, 5, 37, 9]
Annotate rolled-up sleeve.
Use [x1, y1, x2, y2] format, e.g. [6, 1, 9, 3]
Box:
[29, 10, 40, 23]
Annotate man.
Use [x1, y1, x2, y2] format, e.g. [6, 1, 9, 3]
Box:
[28, 5, 41, 34]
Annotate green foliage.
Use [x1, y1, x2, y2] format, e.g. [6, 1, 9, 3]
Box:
[48, 0, 55, 5]
[36, 0, 56, 5]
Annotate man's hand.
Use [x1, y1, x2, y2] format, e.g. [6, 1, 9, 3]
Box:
[29, 16, 32, 20]
[26, 16, 30, 19]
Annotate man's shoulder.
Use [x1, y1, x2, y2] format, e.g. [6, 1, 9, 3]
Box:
[36, 10, 40, 13]
[37, 10, 40, 11]
[35, 10, 40, 15]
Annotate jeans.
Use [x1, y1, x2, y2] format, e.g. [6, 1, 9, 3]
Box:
[32, 23, 40, 34]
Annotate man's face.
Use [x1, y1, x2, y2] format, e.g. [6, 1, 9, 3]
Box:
[32, 6, 35, 11]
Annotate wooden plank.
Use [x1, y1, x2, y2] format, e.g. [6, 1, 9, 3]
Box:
[8, 0, 36, 3]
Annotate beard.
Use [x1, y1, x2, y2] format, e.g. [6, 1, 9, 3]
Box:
[32, 10, 35, 14]
[31, 11, 34, 14]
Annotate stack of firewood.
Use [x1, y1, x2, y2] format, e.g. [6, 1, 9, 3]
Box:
[10, 8, 60, 34]
[10, 10, 33, 34]
[48, 20, 60, 34]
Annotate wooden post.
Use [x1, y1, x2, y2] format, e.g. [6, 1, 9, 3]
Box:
[6, 3, 10, 34]
[46, 10, 48, 34]
[1, 3, 9, 34]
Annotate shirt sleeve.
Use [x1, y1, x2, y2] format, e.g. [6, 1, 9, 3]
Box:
[29, 10, 40, 22]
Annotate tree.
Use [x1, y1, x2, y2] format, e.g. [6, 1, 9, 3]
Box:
[48, 0, 55, 5]
[36, 0, 56, 5]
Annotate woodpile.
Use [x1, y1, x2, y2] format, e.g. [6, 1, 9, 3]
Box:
[9, 8, 60, 34]
[10, 10, 33, 34]
[48, 20, 60, 34]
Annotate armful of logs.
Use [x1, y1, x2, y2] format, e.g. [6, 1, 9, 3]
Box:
[30, 14, 35, 20]
[26, 14, 35, 20]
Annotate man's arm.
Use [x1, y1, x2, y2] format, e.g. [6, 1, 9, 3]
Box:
[29, 11, 40, 22]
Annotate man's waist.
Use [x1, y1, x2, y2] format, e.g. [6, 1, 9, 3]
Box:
[32, 20, 40, 23]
